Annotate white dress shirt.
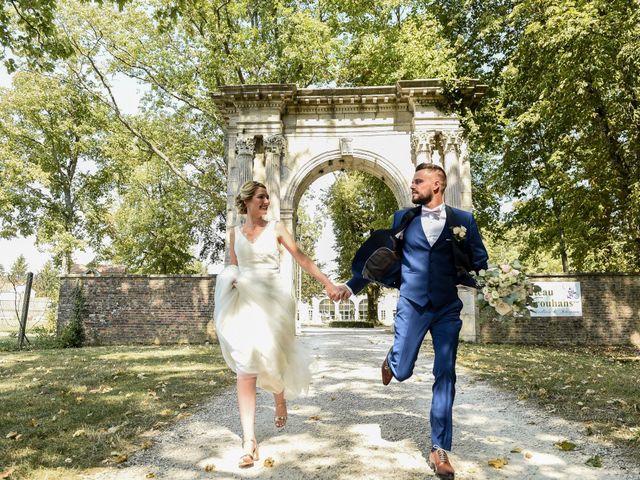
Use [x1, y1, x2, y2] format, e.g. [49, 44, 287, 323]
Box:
[344, 203, 447, 296]
[421, 203, 446, 246]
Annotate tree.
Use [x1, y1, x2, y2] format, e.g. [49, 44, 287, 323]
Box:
[2, 255, 28, 323]
[0, 0, 138, 72]
[434, 0, 640, 272]
[0, 71, 118, 272]
[495, 0, 640, 271]
[47, 0, 348, 268]
[325, 171, 397, 323]
[295, 193, 325, 303]
[0, 0, 72, 71]
[335, 5, 457, 86]
[33, 260, 61, 332]
[101, 156, 218, 274]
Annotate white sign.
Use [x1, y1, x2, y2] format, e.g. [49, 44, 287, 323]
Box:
[530, 281, 582, 317]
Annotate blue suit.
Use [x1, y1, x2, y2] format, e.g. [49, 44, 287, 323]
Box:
[347, 205, 488, 451]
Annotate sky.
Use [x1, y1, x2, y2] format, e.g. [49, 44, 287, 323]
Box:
[0, 64, 340, 275]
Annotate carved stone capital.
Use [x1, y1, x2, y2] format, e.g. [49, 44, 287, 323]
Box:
[410, 130, 438, 155]
[442, 130, 463, 154]
[235, 137, 256, 156]
[264, 134, 286, 154]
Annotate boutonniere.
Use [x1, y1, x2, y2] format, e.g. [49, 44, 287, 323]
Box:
[451, 225, 467, 242]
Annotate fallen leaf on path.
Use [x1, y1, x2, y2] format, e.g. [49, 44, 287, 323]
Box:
[308, 415, 320, 421]
[525, 452, 533, 459]
[203, 463, 215, 472]
[263, 457, 275, 468]
[141, 440, 153, 449]
[111, 452, 128, 464]
[555, 440, 576, 451]
[487, 458, 508, 469]
[145, 473, 156, 478]
[585, 456, 603, 468]
[510, 447, 522, 453]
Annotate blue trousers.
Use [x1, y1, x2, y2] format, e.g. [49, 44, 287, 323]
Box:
[388, 296, 463, 451]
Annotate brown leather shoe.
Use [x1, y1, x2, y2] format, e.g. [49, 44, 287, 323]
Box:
[428, 448, 455, 479]
[381, 354, 393, 385]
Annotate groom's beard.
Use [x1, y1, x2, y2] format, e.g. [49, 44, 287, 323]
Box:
[412, 192, 432, 205]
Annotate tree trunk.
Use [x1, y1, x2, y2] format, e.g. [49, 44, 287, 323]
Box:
[551, 199, 569, 273]
[366, 284, 380, 325]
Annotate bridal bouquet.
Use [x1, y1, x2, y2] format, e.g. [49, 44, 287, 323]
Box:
[472, 260, 540, 319]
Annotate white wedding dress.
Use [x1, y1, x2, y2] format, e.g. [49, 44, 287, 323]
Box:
[214, 220, 311, 399]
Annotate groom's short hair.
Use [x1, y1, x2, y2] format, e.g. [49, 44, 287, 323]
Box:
[415, 163, 447, 190]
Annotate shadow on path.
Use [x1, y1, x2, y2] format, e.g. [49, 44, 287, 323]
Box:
[87, 329, 638, 480]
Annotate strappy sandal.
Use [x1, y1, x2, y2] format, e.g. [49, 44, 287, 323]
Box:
[275, 401, 288, 429]
[238, 438, 259, 468]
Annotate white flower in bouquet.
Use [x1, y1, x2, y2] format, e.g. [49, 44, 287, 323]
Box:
[472, 260, 540, 320]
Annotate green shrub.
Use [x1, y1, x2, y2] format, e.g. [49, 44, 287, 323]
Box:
[30, 326, 62, 349]
[328, 321, 374, 328]
[58, 284, 86, 348]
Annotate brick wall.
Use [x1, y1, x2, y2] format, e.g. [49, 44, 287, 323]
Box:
[57, 274, 217, 345]
[58, 273, 640, 346]
[479, 273, 640, 345]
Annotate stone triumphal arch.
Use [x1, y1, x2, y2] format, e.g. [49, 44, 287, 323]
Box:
[213, 79, 486, 340]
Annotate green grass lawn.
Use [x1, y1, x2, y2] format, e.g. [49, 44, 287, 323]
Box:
[458, 343, 640, 463]
[2, 339, 638, 478]
[0, 342, 235, 480]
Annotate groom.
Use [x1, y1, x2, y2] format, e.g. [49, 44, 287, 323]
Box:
[336, 163, 488, 479]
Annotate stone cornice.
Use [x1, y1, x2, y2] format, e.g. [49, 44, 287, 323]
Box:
[213, 79, 487, 115]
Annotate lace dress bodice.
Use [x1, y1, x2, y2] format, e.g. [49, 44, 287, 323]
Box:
[234, 221, 280, 272]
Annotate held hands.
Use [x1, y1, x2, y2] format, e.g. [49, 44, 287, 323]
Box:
[326, 283, 352, 302]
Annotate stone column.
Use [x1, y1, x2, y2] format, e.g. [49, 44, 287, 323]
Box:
[442, 130, 463, 209]
[410, 130, 437, 166]
[279, 208, 298, 334]
[458, 138, 473, 212]
[264, 134, 285, 220]
[234, 136, 256, 188]
[431, 133, 444, 168]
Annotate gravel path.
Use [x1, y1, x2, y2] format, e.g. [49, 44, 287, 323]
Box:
[88, 329, 639, 480]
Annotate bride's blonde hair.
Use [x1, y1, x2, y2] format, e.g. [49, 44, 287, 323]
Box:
[235, 180, 267, 214]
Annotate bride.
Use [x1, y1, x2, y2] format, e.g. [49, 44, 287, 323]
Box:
[214, 180, 340, 468]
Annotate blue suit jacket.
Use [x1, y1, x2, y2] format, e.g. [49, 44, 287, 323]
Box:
[347, 205, 488, 308]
